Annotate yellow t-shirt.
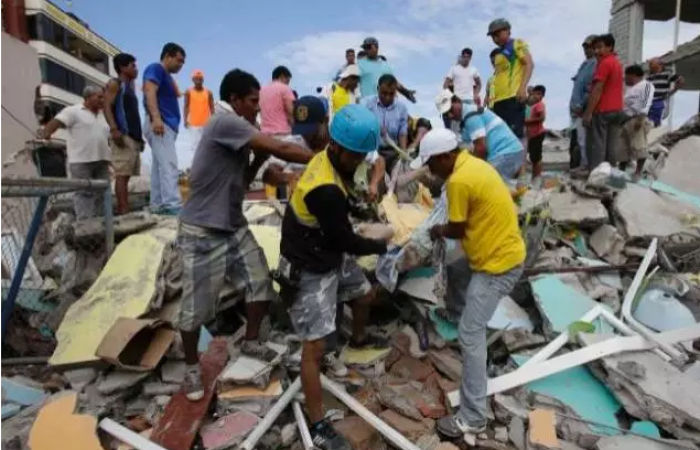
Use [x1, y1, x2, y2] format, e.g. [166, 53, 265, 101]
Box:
[331, 84, 351, 114]
[492, 39, 529, 103]
[446, 151, 525, 274]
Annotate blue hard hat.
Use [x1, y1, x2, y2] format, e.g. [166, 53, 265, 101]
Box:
[329, 104, 380, 154]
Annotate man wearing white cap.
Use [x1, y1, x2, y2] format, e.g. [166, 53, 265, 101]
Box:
[410, 128, 525, 438]
[330, 64, 360, 118]
[435, 89, 524, 180]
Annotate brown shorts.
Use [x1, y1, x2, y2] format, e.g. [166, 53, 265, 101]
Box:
[110, 135, 142, 176]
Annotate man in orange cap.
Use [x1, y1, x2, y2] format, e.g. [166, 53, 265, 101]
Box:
[184, 69, 214, 130]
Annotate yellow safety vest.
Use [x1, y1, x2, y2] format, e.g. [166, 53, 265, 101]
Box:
[289, 150, 347, 228]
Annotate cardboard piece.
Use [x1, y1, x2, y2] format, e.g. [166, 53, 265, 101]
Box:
[528, 409, 560, 449]
[28, 392, 103, 450]
[96, 318, 176, 371]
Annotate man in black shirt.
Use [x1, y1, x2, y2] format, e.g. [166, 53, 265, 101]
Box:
[104, 53, 144, 215]
[647, 58, 684, 127]
[279, 104, 391, 450]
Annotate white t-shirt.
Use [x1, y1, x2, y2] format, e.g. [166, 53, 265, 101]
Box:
[55, 104, 110, 163]
[446, 65, 480, 101]
[623, 80, 655, 116]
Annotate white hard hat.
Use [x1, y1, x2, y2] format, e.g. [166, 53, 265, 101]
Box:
[409, 128, 460, 169]
[434, 89, 454, 115]
[339, 64, 360, 79]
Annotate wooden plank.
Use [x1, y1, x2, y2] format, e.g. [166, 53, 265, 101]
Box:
[150, 338, 229, 450]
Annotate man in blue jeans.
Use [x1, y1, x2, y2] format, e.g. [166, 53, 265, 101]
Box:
[435, 89, 524, 180]
[143, 42, 186, 215]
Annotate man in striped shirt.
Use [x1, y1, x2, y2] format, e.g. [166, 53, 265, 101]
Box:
[617, 65, 654, 178]
[646, 58, 684, 127]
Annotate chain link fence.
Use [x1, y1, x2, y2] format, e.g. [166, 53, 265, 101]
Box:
[1, 177, 114, 357]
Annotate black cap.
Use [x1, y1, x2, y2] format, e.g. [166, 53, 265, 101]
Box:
[292, 96, 326, 135]
[361, 36, 379, 48]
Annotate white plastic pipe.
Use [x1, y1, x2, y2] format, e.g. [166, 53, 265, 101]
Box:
[619, 238, 687, 365]
[293, 401, 316, 450]
[240, 377, 302, 450]
[99, 418, 168, 450]
[320, 375, 423, 450]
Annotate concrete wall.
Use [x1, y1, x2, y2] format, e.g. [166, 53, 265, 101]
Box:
[609, 0, 645, 66]
[1, 32, 41, 178]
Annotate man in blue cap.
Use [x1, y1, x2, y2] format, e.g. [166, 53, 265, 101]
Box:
[279, 104, 393, 450]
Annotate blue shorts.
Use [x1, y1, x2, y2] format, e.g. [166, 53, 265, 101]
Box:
[648, 98, 665, 127]
[490, 150, 524, 180]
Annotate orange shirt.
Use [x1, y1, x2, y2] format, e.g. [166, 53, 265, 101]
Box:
[187, 87, 212, 127]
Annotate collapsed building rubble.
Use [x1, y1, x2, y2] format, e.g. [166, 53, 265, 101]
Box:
[2, 121, 700, 450]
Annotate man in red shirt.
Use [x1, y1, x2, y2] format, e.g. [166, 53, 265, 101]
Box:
[525, 85, 546, 180]
[582, 34, 624, 174]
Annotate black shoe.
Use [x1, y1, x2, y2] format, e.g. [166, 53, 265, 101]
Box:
[311, 419, 352, 450]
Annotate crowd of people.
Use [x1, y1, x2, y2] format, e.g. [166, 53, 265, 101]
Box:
[36, 17, 686, 450]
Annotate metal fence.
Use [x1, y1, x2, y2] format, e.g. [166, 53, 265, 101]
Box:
[1, 177, 114, 356]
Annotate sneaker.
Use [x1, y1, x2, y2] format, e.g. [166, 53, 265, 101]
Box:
[322, 353, 348, 377]
[436, 415, 486, 439]
[240, 340, 281, 364]
[434, 307, 460, 325]
[183, 364, 204, 401]
[310, 419, 352, 450]
[348, 333, 390, 350]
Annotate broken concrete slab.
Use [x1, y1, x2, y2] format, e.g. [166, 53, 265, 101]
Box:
[489, 296, 535, 332]
[528, 409, 560, 450]
[160, 360, 187, 385]
[96, 371, 149, 396]
[335, 416, 388, 450]
[530, 276, 613, 337]
[219, 355, 273, 390]
[510, 416, 527, 450]
[72, 211, 159, 241]
[62, 368, 98, 394]
[501, 329, 547, 354]
[142, 382, 180, 397]
[376, 383, 423, 421]
[589, 225, 626, 265]
[200, 411, 259, 450]
[614, 183, 700, 240]
[511, 355, 622, 438]
[548, 191, 608, 227]
[378, 409, 434, 442]
[218, 379, 283, 401]
[150, 339, 229, 450]
[579, 333, 700, 444]
[657, 136, 700, 198]
[427, 349, 462, 382]
[595, 435, 696, 450]
[389, 355, 436, 381]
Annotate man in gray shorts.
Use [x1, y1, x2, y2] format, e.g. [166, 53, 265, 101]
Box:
[279, 104, 392, 450]
[177, 69, 313, 401]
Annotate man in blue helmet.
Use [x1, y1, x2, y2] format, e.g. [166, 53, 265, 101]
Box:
[279, 104, 392, 450]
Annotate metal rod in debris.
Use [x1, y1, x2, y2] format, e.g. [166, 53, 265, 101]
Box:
[524, 263, 639, 276]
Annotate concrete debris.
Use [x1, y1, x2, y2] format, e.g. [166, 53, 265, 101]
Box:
[200, 411, 259, 450]
[141, 381, 180, 397]
[548, 191, 609, 227]
[378, 409, 435, 442]
[415, 434, 441, 450]
[589, 225, 626, 265]
[495, 425, 509, 443]
[96, 371, 150, 396]
[595, 435, 696, 450]
[510, 416, 527, 450]
[160, 360, 187, 384]
[62, 368, 98, 393]
[427, 349, 462, 382]
[501, 329, 547, 353]
[335, 416, 388, 450]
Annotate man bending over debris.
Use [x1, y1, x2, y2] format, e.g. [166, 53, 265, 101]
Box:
[177, 69, 313, 401]
[279, 104, 392, 450]
[410, 128, 525, 438]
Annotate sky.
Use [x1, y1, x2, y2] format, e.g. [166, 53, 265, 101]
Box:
[64, 0, 699, 170]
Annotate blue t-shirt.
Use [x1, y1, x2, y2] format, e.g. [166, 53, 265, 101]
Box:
[358, 58, 393, 99]
[461, 103, 522, 161]
[142, 63, 181, 132]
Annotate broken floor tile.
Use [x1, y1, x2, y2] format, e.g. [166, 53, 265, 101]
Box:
[378, 409, 434, 442]
[511, 355, 621, 437]
[509, 416, 527, 450]
[528, 409, 560, 450]
[150, 338, 229, 450]
[335, 416, 387, 450]
[62, 368, 98, 393]
[389, 355, 436, 381]
[219, 355, 273, 390]
[427, 349, 462, 382]
[548, 191, 608, 227]
[218, 379, 283, 400]
[579, 333, 700, 444]
[630, 421, 661, 438]
[489, 296, 534, 332]
[376, 384, 423, 420]
[1, 377, 47, 406]
[200, 411, 259, 450]
[96, 371, 150, 396]
[160, 360, 187, 384]
[530, 276, 613, 337]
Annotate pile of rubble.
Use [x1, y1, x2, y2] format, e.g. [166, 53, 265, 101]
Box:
[2, 121, 700, 450]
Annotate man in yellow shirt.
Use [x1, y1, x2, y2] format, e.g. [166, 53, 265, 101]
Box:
[410, 128, 525, 438]
[330, 64, 360, 118]
[488, 18, 534, 139]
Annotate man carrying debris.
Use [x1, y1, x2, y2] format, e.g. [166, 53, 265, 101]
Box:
[357, 37, 416, 103]
[410, 128, 525, 438]
[617, 65, 654, 180]
[582, 34, 624, 174]
[487, 18, 534, 139]
[104, 53, 144, 216]
[435, 89, 524, 180]
[41, 85, 110, 219]
[279, 104, 392, 450]
[177, 69, 314, 401]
